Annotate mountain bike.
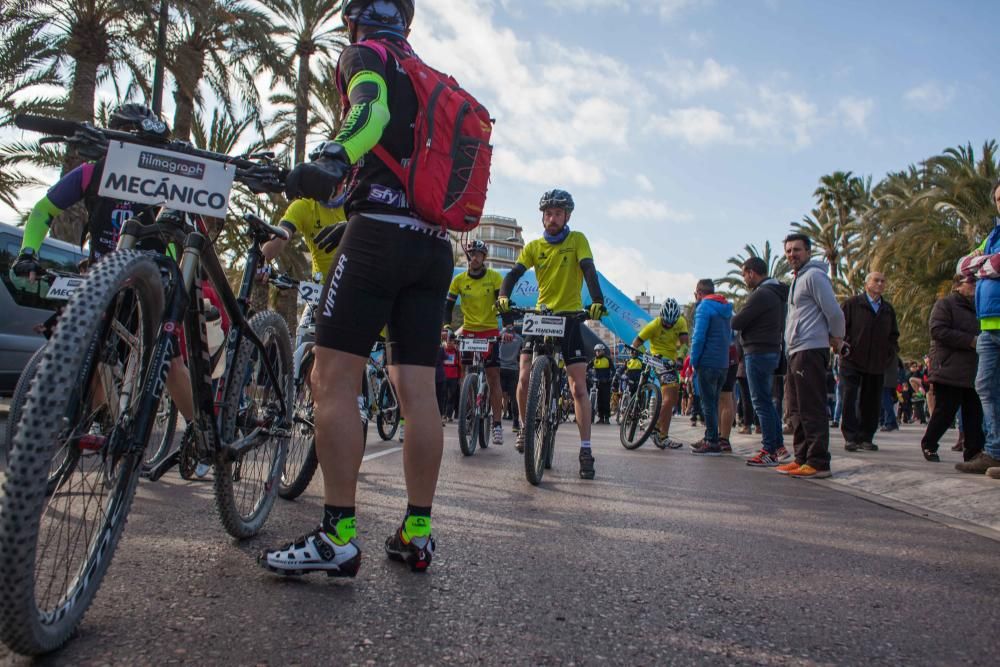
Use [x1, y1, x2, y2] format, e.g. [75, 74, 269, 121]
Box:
[364, 341, 401, 442]
[615, 382, 632, 425]
[514, 308, 589, 485]
[457, 335, 498, 456]
[619, 347, 666, 450]
[588, 377, 598, 424]
[0, 113, 291, 656]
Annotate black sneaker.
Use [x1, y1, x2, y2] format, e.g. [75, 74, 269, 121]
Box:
[860, 441, 879, 451]
[258, 527, 361, 578]
[844, 442, 859, 452]
[385, 527, 435, 572]
[579, 448, 596, 479]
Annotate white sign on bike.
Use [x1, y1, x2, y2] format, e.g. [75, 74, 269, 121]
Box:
[45, 275, 85, 300]
[297, 281, 323, 306]
[98, 141, 236, 218]
[643, 354, 665, 372]
[460, 338, 491, 353]
[522, 313, 565, 337]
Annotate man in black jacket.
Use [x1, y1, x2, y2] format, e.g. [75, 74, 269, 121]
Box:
[840, 272, 900, 451]
[731, 257, 790, 467]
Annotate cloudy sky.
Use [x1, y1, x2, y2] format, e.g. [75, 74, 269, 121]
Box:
[408, 0, 997, 303]
[4, 0, 996, 306]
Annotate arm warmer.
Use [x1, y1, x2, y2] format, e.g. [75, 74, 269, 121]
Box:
[580, 259, 604, 303]
[500, 263, 527, 298]
[21, 195, 63, 252]
[334, 70, 391, 164]
[444, 296, 457, 325]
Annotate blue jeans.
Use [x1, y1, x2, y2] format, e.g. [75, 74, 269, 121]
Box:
[881, 387, 898, 429]
[696, 366, 728, 443]
[975, 331, 1000, 459]
[744, 353, 782, 454]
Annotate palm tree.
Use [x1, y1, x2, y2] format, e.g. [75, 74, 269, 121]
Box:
[716, 241, 790, 299]
[267, 60, 344, 162]
[262, 0, 346, 164]
[165, 0, 288, 141]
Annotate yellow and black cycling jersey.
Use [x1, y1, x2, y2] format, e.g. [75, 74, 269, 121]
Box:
[515, 232, 593, 313]
[637, 316, 689, 361]
[280, 198, 347, 278]
[626, 357, 643, 372]
[448, 269, 503, 332]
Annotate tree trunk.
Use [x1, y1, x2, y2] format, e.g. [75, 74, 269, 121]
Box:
[294, 50, 312, 164]
[171, 42, 205, 142]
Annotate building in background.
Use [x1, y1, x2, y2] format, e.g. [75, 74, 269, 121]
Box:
[633, 291, 661, 318]
[452, 215, 524, 270]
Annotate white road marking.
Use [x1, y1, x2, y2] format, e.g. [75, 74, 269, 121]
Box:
[362, 446, 402, 462]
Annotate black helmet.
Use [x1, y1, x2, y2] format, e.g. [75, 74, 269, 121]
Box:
[109, 103, 170, 139]
[465, 239, 488, 258]
[342, 0, 414, 32]
[539, 189, 575, 213]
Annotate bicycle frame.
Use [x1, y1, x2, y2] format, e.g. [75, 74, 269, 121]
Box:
[121, 217, 290, 477]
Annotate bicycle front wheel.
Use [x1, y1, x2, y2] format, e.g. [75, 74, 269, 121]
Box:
[522, 356, 551, 485]
[0, 251, 163, 656]
[279, 353, 318, 500]
[214, 310, 292, 539]
[478, 381, 492, 450]
[457, 373, 480, 456]
[4, 344, 45, 464]
[620, 382, 661, 450]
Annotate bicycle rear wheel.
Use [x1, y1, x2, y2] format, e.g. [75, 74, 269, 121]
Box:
[144, 393, 177, 467]
[375, 380, 399, 441]
[620, 382, 661, 450]
[214, 310, 292, 539]
[279, 353, 318, 500]
[457, 373, 479, 456]
[0, 251, 163, 655]
[522, 357, 551, 485]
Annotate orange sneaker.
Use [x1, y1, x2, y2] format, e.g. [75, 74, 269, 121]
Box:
[776, 461, 800, 475]
[787, 464, 831, 479]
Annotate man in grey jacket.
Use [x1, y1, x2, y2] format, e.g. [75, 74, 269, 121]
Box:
[777, 232, 846, 478]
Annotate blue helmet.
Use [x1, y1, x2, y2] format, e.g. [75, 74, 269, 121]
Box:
[342, 0, 414, 33]
[539, 189, 575, 213]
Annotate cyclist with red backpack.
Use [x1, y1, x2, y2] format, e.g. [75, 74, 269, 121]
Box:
[261, 0, 492, 578]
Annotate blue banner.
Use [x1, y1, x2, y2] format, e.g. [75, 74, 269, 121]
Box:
[452, 268, 653, 344]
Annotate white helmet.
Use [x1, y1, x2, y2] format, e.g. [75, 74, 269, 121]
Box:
[594, 343, 607, 353]
[659, 298, 681, 326]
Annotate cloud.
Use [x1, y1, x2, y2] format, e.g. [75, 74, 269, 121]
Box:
[636, 174, 654, 192]
[592, 239, 699, 303]
[655, 57, 737, 99]
[608, 197, 692, 222]
[837, 96, 874, 131]
[493, 148, 604, 187]
[903, 82, 956, 112]
[735, 87, 820, 149]
[649, 107, 735, 145]
[543, 0, 701, 20]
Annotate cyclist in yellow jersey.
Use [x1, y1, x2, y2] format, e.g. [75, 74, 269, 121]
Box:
[444, 240, 506, 445]
[262, 144, 348, 277]
[632, 298, 689, 449]
[496, 189, 607, 480]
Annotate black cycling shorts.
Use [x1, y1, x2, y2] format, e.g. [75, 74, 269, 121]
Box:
[722, 363, 738, 392]
[315, 215, 453, 367]
[521, 316, 588, 366]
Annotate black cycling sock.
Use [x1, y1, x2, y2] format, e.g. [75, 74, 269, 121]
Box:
[323, 505, 356, 545]
[493, 420, 501, 428]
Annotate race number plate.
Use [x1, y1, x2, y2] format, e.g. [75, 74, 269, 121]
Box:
[46, 275, 85, 301]
[297, 281, 323, 306]
[460, 338, 491, 353]
[522, 313, 566, 337]
[643, 354, 665, 372]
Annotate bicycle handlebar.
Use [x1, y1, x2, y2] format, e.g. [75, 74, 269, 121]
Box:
[13, 113, 289, 193]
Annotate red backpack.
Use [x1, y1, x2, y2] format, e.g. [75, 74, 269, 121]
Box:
[346, 40, 494, 232]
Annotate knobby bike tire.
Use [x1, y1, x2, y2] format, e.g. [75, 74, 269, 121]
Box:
[213, 310, 292, 539]
[478, 380, 491, 450]
[375, 380, 399, 441]
[522, 356, 551, 485]
[279, 353, 318, 500]
[0, 251, 163, 656]
[4, 344, 45, 462]
[620, 382, 662, 450]
[457, 373, 479, 456]
[615, 390, 630, 425]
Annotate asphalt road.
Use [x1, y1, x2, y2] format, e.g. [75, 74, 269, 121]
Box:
[1, 416, 999, 666]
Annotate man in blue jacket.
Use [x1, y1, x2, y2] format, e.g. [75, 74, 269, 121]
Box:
[689, 279, 734, 455]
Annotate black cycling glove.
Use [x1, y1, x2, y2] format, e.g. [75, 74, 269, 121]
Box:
[285, 143, 351, 202]
[314, 222, 347, 253]
[12, 249, 43, 278]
